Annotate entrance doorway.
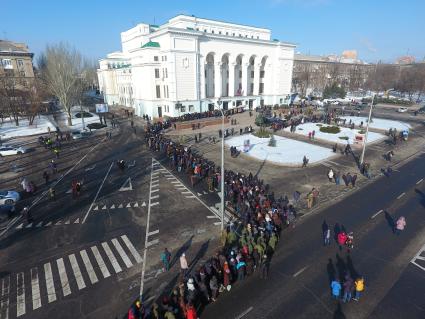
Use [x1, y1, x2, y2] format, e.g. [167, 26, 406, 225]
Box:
[208, 103, 215, 112]
[157, 106, 162, 118]
[223, 101, 229, 110]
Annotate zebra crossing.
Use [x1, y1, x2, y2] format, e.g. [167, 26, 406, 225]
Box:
[0, 235, 142, 318]
[411, 243, 425, 272]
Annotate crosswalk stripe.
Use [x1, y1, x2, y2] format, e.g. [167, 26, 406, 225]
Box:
[45, 222, 52, 227]
[43, 263, 57, 303]
[16, 223, 23, 230]
[30, 268, 41, 310]
[36, 222, 43, 228]
[64, 220, 70, 225]
[91, 246, 111, 278]
[25, 223, 33, 228]
[120, 235, 142, 264]
[1, 276, 10, 319]
[74, 218, 80, 224]
[56, 258, 71, 297]
[111, 239, 133, 268]
[80, 250, 98, 284]
[68, 254, 86, 290]
[16, 272, 25, 317]
[101, 242, 122, 273]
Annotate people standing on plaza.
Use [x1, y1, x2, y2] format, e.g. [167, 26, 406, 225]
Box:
[323, 222, 331, 246]
[306, 191, 314, 209]
[395, 216, 406, 235]
[343, 274, 354, 303]
[337, 231, 348, 250]
[43, 171, 50, 185]
[302, 155, 309, 168]
[161, 248, 172, 271]
[328, 169, 334, 182]
[331, 279, 342, 299]
[260, 254, 270, 279]
[180, 253, 189, 276]
[353, 276, 365, 301]
[334, 171, 341, 185]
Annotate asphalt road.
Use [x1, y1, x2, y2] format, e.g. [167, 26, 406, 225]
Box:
[201, 150, 425, 319]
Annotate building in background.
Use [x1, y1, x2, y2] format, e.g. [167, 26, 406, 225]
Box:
[98, 15, 295, 118]
[292, 53, 373, 97]
[0, 40, 35, 83]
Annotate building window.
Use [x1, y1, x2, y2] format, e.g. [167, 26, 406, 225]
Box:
[204, 29, 207, 33]
[245, 35, 248, 38]
[232, 33, 235, 36]
[165, 68, 168, 78]
[219, 31, 222, 34]
[17, 59, 24, 67]
[257, 36, 259, 39]
[181, 105, 186, 112]
[189, 105, 194, 112]
[250, 83, 254, 94]
[251, 35, 254, 39]
[156, 85, 161, 98]
[239, 34, 242, 37]
[251, 71, 254, 78]
[164, 85, 169, 98]
[226, 32, 229, 35]
[260, 70, 265, 78]
[155, 68, 160, 78]
[259, 83, 264, 94]
[19, 71, 26, 77]
[154, 56, 159, 62]
[196, 28, 199, 31]
[212, 30, 215, 34]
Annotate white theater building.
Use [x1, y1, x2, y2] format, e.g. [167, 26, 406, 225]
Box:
[97, 15, 295, 118]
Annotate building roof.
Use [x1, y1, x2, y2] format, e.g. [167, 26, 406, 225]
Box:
[0, 40, 30, 53]
[141, 41, 160, 48]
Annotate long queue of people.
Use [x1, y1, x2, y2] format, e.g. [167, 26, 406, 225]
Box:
[131, 126, 297, 319]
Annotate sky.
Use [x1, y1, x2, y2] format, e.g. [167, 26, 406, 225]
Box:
[2, 0, 424, 65]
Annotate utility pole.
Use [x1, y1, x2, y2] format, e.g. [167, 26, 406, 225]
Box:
[79, 100, 85, 131]
[360, 93, 374, 165]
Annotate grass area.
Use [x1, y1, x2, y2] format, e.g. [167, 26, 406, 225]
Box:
[358, 129, 366, 134]
[339, 136, 349, 140]
[316, 124, 323, 127]
[319, 126, 341, 134]
[253, 126, 271, 138]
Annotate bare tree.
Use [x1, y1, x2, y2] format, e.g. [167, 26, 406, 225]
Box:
[21, 77, 48, 125]
[0, 75, 26, 126]
[40, 43, 85, 126]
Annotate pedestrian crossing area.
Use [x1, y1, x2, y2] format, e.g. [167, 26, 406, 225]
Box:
[411, 243, 425, 272]
[92, 201, 146, 212]
[0, 235, 142, 318]
[15, 218, 81, 230]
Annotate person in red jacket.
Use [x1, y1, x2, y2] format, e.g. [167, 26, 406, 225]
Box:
[186, 302, 198, 319]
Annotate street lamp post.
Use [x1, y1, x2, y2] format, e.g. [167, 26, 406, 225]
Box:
[359, 94, 375, 165]
[216, 98, 225, 231]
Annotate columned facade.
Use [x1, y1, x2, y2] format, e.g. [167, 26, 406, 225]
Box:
[98, 14, 295, 119]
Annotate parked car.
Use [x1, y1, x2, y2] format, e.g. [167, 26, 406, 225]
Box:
[0, 190, 20, 205]
[0, 204, 15, 222]
[71, 130, 91, 140]
[397, 107, 408, 113]
[0, 145, 28, 156]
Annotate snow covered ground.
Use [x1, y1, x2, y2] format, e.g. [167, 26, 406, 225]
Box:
[226, 134, 334, 165]
[340, 116, 411, 131]
[70, 112, 100, 130]
[284, 122, 385, 145]
[0, 116, 56, 139]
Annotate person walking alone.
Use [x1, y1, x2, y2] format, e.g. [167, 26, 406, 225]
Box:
[353, 276, 365, 301]
[160, 248, 172, 272]
[180, 253, 189, 276]
[395, 216, 406, 235]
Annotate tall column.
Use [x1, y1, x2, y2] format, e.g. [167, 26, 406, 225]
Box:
[241, 62, 248, 96]
[228, 62, 235, 97]
[200, 57, 206, 99]
[214, 62, 222, 98]
[253, 63, 261, 96]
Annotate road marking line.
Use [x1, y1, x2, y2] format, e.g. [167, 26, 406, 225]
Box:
[55, 221, 61, 225]
[64, 220, 70, 225]
[80, 250, 98, 284]
[25, 223, 33, 228]
[185, 195, 196, 199]
[171, 181, 180, 184]
[91, 246, 111, 278]
[235, 306, 254, 319]
[176, 187, 186, 190]
[371, 209, 383, 219]
[30, 268, 41, 310]
[150, 202, 159, 207]
[151, 189, 159, 193]
[112, 238, 133, 268]
[16, 223, 23, 230]
[83, 161, 114, 223]
[16, 272, 25, 317]
[397, 192, 406, 200]
[69, 254, 86, 290]
[166, 177, 176, 180]
[203, 191, 208, 195]
[150, 195, 159, 200]
[45, 222, 52, 227]
[141, 202, 146, 207]
[93, 206, 98, 211]
[36, 221, 43, 227]
[293, 266, 309, 277]
[213, 221, 222, 225]
[118, 204, 123, 208]
[101, 242, 122, 273]
[181, 191, 191, 194]
[416, 178, 423, 185]
[74, 218, 80, 224]
[1, 276, 10, 319]
[147, 239, 159, 247]
[207, 215, 220, 219]
[56, 258, 71, 297]
[126, 203, 131, 208]
[121, 235, 143, 264]
[148, 229, 159, 236]
[110, 204, 116, 209]
[133, 202, 139, 207]
[43, 263, 57, 303]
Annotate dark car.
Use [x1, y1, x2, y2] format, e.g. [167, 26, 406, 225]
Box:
[0, 204, 15, 222]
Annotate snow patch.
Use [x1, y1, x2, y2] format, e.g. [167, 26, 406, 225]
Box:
[0, 116, 55, 139]
[340, 116, 411, 131]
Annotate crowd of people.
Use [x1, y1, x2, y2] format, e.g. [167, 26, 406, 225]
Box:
[169, 110, 223, 123]
[133, 124, 299, 319]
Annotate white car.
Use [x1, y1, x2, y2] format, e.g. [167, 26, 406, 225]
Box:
[0, 146, 27, 156]
[0, 190, 20, 205]
[71, 130, 91, 140]
[397, 107, 408, 113]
